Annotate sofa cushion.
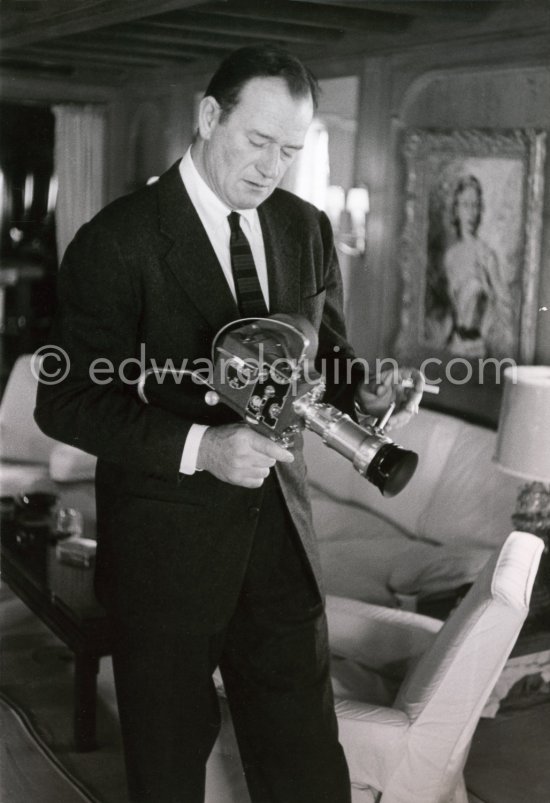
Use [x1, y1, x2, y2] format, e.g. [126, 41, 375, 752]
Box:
[417, 422, 518, 549]
[313, 501, 428, 605]
[310, 483, 422, 604]
[388, 543, 493, 597]
[309, 483, 415, 543]
[331, 653, 400, 707]
[319, 536, 400, 606]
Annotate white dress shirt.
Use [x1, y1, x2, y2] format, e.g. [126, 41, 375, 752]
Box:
[178, 149, 270, 474]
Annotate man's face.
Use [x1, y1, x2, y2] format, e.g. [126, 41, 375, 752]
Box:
[195, 76, 314, 209]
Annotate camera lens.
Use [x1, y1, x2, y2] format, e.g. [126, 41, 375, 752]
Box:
[366, 443, 418, 497]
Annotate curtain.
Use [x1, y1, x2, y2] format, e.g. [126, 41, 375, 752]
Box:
[53, 104, 106, 262]
[279, 118, 330, 210]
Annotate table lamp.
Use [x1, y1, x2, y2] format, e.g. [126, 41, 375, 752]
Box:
[494, 365, 550, 528]
[494, 366, 550, 624]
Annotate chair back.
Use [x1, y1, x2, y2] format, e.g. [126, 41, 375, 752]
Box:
[385, 530, 543, 802]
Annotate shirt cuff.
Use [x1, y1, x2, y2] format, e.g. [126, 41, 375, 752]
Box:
[179, 424, 210, 475]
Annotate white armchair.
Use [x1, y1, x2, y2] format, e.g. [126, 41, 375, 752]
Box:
[205, 531, 543, 803]
[0, 353, 57, 495]
[0, 354, 97, 533]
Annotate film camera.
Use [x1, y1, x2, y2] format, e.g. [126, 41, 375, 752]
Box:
[138, 314, 418, 497]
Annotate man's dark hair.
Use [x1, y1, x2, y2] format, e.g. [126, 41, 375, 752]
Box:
[204, 46, 320, 121]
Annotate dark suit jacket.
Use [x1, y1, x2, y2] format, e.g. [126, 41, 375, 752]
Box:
[35, 161, 360, 634]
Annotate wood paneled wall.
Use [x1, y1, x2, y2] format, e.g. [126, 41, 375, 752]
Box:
[342, 40, 550, 372]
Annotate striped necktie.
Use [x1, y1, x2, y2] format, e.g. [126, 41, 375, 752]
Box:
[228, 211, 268, 318]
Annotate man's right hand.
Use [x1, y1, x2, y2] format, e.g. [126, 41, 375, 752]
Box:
[196, 423, 294, 488]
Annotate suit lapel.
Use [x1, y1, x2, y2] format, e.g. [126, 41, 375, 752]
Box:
[259, 195, 302, 315]
[157, 162, 239, 332]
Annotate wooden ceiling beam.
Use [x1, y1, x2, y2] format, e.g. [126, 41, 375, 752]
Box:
[0, 56, 76, 78]
[0, 0, 215, 48]
[16, 46, 174, 69]
[0, 57, 134, 84]
[28, 39, 206, 63]
[345, 1, 496, 19]
[139, 13, 338, 44]
[81, 31, 234, 57]
[2, 1, 43, 7]
[191, 1, 412, 32]
[86, 23, 280, 51]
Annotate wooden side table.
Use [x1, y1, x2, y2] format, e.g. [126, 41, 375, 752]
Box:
[0, 523, 113, 751]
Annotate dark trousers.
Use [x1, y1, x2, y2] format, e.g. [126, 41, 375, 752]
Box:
[110, 475, 351, 803]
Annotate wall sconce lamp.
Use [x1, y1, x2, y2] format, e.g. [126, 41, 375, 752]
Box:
[326, 185, 370, 258]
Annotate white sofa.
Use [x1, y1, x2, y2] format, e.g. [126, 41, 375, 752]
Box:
[304, 407, 520, 609]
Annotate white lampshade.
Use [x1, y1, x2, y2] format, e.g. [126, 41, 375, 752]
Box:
[494, 366, 550, 482]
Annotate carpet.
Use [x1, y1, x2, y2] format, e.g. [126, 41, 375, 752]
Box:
[0, 584, 128, 803]
[466, 700, 550, 803]
[465, 626, 550, 803]
[0, 694, 96, 803]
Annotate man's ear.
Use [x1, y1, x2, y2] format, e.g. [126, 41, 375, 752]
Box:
[198, 96, 221, 141]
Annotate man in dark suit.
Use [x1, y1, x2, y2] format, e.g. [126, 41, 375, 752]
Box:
[35, 47, 422, 803]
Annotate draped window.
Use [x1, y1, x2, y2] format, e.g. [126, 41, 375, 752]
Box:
[279, 117, 330, 210]
[52, 104, 106, 262]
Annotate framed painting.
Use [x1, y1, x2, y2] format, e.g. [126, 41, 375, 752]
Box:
[395, 128, 546, 426]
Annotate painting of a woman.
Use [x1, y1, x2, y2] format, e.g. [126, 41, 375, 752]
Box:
[397, 128, 546, 413]
[425, 173, 516, 359]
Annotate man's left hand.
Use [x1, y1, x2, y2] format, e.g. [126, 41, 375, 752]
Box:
[355, 367, 424, 431]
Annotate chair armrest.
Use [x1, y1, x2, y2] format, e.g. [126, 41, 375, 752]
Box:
[334, 699, 409, 791]
[326, 595, 441, 671]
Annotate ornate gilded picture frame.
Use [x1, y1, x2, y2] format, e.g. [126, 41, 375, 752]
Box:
[395, 128, 546, 425]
